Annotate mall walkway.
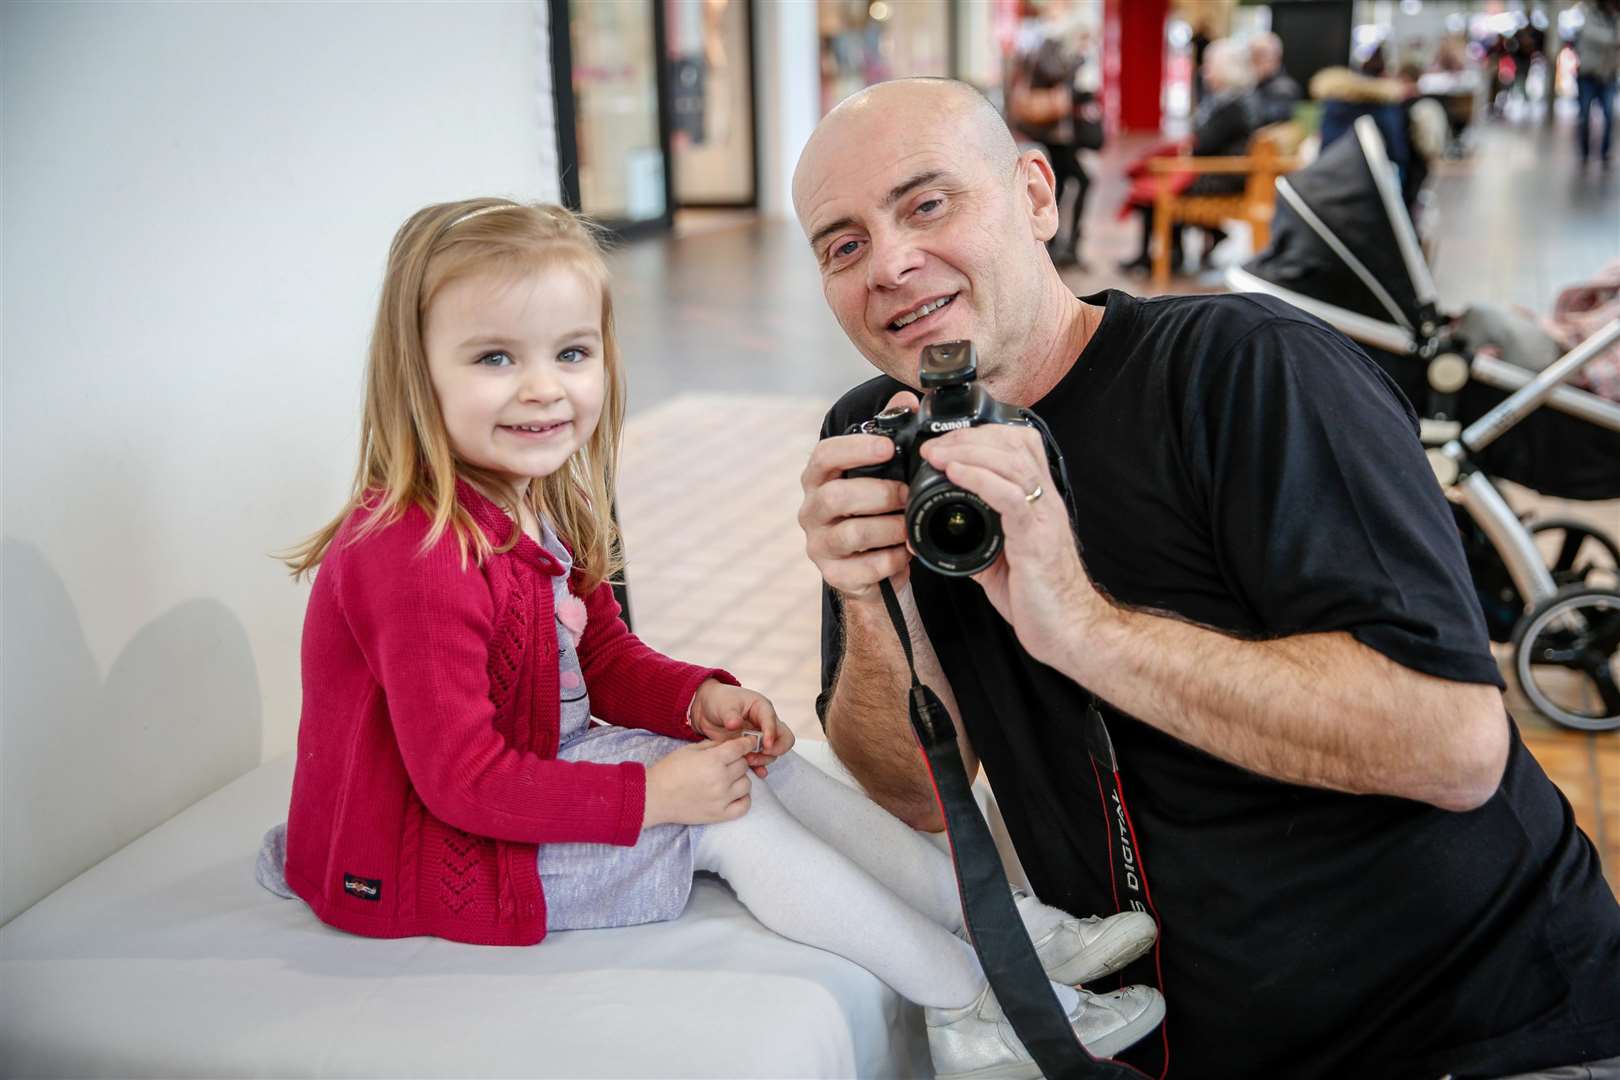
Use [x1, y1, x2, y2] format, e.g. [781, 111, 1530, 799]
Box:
[607, 110, 1620, 897]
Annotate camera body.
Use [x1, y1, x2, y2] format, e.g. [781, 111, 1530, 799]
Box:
[846, 341, 1029, 577]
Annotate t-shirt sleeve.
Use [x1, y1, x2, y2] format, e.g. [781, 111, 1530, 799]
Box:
[1186, 317, 1504, 688]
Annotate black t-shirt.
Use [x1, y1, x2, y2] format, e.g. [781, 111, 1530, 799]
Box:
[818, 291, 1620, 1078]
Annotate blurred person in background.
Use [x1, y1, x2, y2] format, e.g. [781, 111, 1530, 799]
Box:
[1508, 24, 1538, 104]
[1007, 34, 1100, 269]
[1249, 31, 1302, 126]
[1424, 34, 1479, 154]
[1007, 37, 1083, 267]
[1190, 18, 1213, 105]
[1311, 61, 1448, 214]
[1118, 37, 1257, 276]
[1361, 40, 1389, 77]
[1574, 0, 1620, 169]
[1483, 31, 1515, 116]
[1436, 34, 1470, 74]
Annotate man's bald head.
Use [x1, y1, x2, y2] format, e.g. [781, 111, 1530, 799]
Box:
[1249, 32, 1284, 77]
[786, 75, 1071, 401]
[793, 78, 1019, 220]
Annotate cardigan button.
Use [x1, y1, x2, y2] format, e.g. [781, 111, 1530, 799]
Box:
[524, 902, 536, 917]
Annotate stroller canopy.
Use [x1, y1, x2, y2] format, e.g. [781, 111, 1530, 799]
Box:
[1238, 118, 1438, 348]
[1233, 117, 1620, 502]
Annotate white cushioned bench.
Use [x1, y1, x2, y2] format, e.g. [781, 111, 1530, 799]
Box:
[1, 740, 1035, 1078]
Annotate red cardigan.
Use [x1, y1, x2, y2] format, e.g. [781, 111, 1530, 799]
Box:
[284, 482, 734, 945]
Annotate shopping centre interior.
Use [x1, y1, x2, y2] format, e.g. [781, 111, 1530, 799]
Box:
[3, 1, 1618, 1075]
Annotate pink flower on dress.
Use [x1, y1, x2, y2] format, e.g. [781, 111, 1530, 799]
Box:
[556, 593, 588, 649]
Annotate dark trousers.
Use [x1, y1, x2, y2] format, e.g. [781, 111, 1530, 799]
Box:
[1575, 74, 1616, 163]
[1130, 205, 1225, 269]
[1042, 142, 1090, 253]
[1133, 205, 1178, 267]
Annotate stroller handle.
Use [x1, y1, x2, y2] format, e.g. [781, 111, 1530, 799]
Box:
[1460, 318, 1620, 455]
[1469, 354, 1620, 434]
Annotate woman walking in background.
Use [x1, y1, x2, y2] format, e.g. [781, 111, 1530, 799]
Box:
[1575, 0, 1620, 170]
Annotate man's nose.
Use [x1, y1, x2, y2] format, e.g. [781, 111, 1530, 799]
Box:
[865, 233, 925, 291]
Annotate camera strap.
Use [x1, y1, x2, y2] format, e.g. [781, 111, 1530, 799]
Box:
[877, 578, 1150, 1079]
[1021, 406, 1168, 1068]
[1082, 699, 1170, 1078]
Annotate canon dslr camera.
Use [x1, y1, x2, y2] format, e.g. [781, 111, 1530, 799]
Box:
[846, 341, 1050, 578]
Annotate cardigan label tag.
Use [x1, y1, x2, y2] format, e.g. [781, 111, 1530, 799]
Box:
[343, 873, 383, 902]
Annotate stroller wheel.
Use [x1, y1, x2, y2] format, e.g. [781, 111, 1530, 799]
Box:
[1511, 587, 1620, 732]
[1529, 520, 1620, 591]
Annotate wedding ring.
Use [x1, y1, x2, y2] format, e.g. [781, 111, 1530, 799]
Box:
[1024, 484, 1044, 504]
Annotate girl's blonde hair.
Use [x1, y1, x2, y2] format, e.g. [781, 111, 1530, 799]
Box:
[284, 198, 626, 592]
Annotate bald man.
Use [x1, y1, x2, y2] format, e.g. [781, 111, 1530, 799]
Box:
[1249, 32, 1302, 126]
[793, 78, 1620, 1079]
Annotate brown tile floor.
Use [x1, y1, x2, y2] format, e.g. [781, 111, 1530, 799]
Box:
[610, 111, 1620, 900]
[617, 394, 829, 728]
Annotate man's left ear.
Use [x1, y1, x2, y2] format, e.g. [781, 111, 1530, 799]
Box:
[1019, 149, 1061, 243]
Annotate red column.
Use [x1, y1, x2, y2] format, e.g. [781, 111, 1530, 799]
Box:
[1104, 0, 1168, 133]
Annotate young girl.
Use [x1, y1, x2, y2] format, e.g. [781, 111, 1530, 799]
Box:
[274, 198, 1164, 1077]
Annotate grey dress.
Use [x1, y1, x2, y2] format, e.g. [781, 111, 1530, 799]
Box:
[533, 518, 702, 931]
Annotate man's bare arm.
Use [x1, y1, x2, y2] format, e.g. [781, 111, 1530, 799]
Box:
[1060, 610, 1507, 811]
[823, 584, 975, 831]
[920, 424, 1509, 813]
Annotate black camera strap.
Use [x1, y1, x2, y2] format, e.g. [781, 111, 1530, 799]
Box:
[877, 577, 1150, 1079]
[1082, 699, 1170, 1078]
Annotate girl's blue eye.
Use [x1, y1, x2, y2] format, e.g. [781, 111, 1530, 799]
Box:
[558, 347, 589, 364]
[478, 351, 513, 367]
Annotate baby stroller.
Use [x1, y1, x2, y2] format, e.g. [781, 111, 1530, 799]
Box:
[1228, 116, 1620, 731]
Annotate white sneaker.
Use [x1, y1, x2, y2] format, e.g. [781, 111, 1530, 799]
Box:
[926, 981, 1166, 1079]
[1031, 910, 1158, 987]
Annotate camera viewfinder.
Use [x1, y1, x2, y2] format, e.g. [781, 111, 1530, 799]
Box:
[918, 341, 977, 389]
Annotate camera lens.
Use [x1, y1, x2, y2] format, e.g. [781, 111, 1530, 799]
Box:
[906, 464, 1003, 577]
[925, 498, 988, 557]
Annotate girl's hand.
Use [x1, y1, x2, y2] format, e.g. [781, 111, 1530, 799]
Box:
[689, 680, 796, 777]
[643, 739, 753, 828]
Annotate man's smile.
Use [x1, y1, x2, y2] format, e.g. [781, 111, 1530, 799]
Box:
[884, 292, 959, 336]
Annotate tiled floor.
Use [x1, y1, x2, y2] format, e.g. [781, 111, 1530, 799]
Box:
[610, 110, 1620, 898]
[617, 394, 830, 727]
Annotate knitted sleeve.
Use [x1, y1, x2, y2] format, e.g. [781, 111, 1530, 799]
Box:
[575, 573, 738, 740]
[336, 512, 646, 847]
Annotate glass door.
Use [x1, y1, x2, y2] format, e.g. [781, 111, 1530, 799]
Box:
[666, 0, 757, 207]
[552, 0, 674, 232]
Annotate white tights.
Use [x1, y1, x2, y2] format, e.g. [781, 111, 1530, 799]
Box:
[690, 750, 1074, 1011]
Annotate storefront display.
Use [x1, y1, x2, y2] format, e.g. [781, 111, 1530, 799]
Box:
[563, 0, 669, 226]
[667, 0, 756, 206]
